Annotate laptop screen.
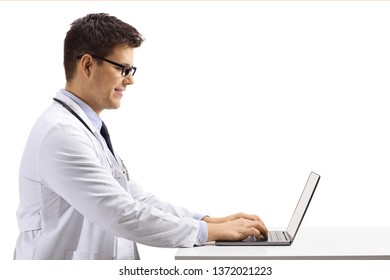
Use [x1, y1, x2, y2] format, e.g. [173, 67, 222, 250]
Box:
[286, 172, 320, 242]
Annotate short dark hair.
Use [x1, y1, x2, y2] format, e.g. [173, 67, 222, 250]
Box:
[64, 13, 144, 81]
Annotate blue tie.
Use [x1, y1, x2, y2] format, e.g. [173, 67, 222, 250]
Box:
[100, 121, 115, 158]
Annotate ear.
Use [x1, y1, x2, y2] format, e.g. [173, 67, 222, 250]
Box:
[78, 54, 94, 79]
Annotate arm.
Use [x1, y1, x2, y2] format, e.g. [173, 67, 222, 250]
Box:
[39, 124, 200, 248]
[126, 176, 199, 219]
[124, 167, 268, 243]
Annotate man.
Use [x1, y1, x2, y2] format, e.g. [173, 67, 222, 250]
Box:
[14, 13, 267, 260]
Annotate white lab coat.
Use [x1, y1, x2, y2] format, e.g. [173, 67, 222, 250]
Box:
[14, 92, 201, 260]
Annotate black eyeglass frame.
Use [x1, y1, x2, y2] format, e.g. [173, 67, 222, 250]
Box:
[77, 54, 137, 77]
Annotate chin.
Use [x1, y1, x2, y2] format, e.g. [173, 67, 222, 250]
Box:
[113, 101, 121, 109]
[108, 98, 121, 109]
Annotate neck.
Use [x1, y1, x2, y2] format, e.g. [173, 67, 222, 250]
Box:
[65, 83, 101, 115]
[65, 83, 83, 101]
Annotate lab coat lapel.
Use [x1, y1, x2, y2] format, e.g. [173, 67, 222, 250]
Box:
[54, 92, 128, 192]
[54, 92, 100, 137]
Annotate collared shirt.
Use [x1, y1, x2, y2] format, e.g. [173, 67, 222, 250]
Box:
[59, 89, 208, 246]
[61, 89, 102, 131]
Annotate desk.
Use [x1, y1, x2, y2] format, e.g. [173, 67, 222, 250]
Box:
[175, 227, 390, 260]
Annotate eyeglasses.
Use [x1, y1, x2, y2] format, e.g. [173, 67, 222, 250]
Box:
[77, 54, 137, 77]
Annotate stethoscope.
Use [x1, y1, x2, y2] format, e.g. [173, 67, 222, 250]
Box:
[53, 97, 130, 181]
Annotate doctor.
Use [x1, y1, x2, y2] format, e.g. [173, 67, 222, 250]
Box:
[14, 13, 268, 260]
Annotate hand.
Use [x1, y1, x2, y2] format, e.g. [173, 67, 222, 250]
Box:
[203, 212, 265, 224]
[207, 218, 268, 242]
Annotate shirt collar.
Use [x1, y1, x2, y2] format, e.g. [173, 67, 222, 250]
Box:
[60, 89, 103, 131]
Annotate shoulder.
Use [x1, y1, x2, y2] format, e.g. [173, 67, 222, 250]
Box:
[32, 103, 98, 156]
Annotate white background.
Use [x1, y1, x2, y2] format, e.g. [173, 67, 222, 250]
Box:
[0, 0, 389, 275]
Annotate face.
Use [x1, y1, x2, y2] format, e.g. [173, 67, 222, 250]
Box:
[86, 44, 134, 114]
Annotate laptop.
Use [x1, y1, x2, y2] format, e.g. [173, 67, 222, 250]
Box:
[215, 171, 320, 246]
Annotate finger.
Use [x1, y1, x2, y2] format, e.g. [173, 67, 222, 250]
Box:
[258, 223, 268, 238]
[242, 227, 261, 239]
[251, 216, 267, 232]
[237, 213, 262, 222]
[252, 215, 267, 228]
[249, 220, 268, 238]
[247, 214, 267, 228]
[254, 215, 264, 224]
[246, 214, 261, 221]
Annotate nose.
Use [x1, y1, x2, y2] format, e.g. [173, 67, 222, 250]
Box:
[123, 74, 134, 86]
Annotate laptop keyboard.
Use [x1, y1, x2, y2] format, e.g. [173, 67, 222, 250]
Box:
[269, 231, 287, 242]
[242, 231, 287, 243]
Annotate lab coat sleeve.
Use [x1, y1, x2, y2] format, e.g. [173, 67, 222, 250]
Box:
[38, 123, 200, 248]
[126, 177, 200, 219]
